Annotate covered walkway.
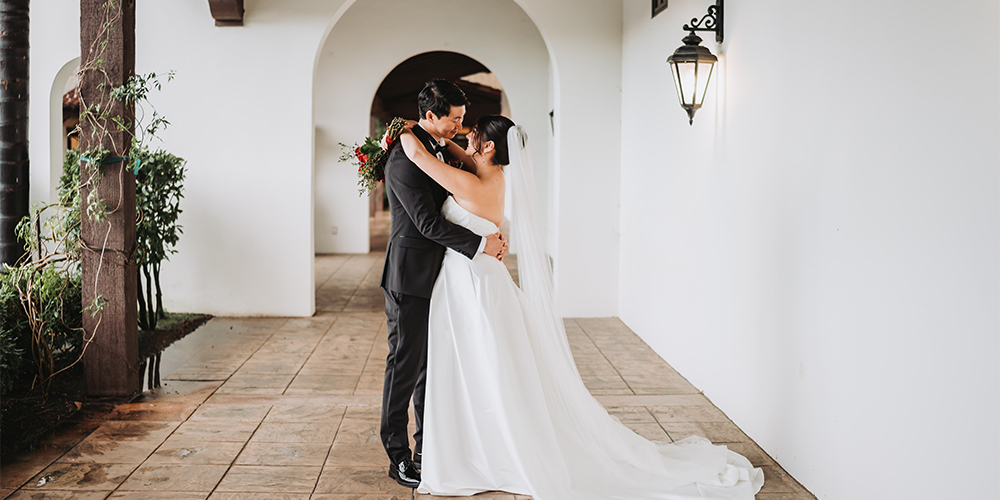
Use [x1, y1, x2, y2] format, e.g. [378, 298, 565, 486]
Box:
[0, 254, 814, 499]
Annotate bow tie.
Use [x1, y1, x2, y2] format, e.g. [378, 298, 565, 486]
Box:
[429, 141, 446, 155]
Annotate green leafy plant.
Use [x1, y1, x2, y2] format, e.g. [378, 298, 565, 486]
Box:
[1, 150, 86, 393]
[0, 274, 29, 395]
[57, 146, 188, 332]
[135, 148, 186, 331]
[0, 265, 82, 394]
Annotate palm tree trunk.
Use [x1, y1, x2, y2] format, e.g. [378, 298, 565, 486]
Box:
[0, 0, 30, 267]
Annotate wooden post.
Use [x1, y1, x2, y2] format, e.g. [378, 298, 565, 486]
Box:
[0, 0, 30, 267]
[79, 0, 140, 399]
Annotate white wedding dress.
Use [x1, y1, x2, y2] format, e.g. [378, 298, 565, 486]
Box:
[418, 127, 763, 500]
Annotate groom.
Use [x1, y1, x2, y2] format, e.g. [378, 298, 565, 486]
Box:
[379, 79, 507, 488]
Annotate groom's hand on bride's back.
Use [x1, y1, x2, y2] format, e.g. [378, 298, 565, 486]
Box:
[484, 232, 508, 262]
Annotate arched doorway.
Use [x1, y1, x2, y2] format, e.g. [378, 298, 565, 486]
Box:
[368, 50, 509, 251]
[312, 0, 552, 264]
[49, 58, 81, 203]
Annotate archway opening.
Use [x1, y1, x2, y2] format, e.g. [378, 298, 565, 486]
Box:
[367, 51, 508, 252]
[48, 59, 81, 204]
[62, 75, 80, 152]
[311, 0, 553, 298]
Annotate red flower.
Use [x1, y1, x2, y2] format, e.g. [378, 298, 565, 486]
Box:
[359, 153, 369, 164]
[354, 147, 362, 157]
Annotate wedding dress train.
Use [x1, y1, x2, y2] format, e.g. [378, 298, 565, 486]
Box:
[418, 127, 763, 500]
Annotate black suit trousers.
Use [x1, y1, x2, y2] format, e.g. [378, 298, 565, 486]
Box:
[380, 289, 428, 464]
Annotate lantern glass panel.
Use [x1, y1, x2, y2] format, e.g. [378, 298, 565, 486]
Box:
[673, 61, 698, 106]
[669, 62, 684, 107]
[694, 60, 715, 106]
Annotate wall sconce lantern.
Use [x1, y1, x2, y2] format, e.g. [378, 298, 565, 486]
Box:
[667, 0, 723, 125]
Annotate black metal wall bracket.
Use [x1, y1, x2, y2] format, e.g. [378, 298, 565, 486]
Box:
[682, 0, 724, 44]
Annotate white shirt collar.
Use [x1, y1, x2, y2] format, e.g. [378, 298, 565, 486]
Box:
[416, 124, 446, 148]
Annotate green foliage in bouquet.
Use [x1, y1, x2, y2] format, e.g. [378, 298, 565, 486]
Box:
[340, 117, 407, 196]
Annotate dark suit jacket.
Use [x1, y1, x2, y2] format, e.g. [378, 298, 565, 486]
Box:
[379, 126, 481, 299]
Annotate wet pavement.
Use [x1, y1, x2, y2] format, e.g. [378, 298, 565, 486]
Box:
[0, 253, 814, 499]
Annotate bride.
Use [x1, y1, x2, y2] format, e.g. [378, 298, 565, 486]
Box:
[396, 115, 764, 500]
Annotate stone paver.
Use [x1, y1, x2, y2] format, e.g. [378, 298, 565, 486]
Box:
[0, 253, 816, 499]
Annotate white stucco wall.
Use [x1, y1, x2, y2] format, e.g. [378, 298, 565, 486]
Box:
[619, 1, 1000, 499]
[28, 3, 79, 210]
[513, 0, 623, 317]
[27, 0, 624, 317]
[313, 0, 551, 257]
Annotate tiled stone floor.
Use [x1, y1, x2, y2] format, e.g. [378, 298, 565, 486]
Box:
[0, 253, 815, 499]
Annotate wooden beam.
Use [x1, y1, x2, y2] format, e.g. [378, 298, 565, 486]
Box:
[80, 0, 141, 400]
[208, 0, 244, 26]
[652, 0, 668, 18]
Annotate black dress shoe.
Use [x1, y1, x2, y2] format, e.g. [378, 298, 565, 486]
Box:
[413, 451, 422, 469]
[388, 457, 420, 488]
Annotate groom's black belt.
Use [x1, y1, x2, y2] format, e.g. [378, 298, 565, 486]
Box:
[393, 235, 435, 250]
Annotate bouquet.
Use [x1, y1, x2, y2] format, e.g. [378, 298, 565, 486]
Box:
[340, 117, 408, 196]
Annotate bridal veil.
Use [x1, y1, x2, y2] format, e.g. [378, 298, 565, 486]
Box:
[503, 125, 764, 498]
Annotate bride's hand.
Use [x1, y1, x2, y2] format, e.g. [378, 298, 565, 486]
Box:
[380, 121, 418, 150]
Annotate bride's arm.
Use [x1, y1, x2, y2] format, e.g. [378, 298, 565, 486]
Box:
[399, 131, 487, 201]
[443, 139, 477, 173]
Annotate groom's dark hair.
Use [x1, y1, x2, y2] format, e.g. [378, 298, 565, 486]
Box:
[418, 80, 469, 120]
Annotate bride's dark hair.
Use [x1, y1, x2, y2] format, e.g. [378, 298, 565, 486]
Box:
[470, 115, 516, 166]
